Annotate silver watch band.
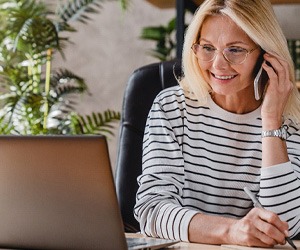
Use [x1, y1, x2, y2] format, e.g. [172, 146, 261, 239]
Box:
[261, 125, 287, 140]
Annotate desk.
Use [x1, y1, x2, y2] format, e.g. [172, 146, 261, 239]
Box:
[127, 233, 300, 250]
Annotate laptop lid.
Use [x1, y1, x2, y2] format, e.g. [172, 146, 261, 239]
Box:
[0, 135, 127, 250]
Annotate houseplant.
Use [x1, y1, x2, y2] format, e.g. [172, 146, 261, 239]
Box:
[140, 17, 177, 61]
[0, 0, 128, 136]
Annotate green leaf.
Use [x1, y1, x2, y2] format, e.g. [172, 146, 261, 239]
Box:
[0, 0, 121, 136]
[140, 26, 167, 41]
[14, 17, 59, 54]
[70, 110, 121, 136]
[140, 17, 177, 61]
[56, 0, 107, 25]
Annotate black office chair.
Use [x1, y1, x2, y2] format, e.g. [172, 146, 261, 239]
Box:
[115, 59, 181, 232]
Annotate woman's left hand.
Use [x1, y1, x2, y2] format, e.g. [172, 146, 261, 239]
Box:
[261, 53, 293, 130]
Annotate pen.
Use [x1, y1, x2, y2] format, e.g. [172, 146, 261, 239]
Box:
[243, 187, 297, 250]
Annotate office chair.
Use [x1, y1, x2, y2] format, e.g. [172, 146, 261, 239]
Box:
[115, 59, 181, 232]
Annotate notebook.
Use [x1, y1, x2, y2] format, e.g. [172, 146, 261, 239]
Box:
[0, 135, 178, 250]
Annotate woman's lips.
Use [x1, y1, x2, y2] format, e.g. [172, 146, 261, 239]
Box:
[212, 73, 237, 80]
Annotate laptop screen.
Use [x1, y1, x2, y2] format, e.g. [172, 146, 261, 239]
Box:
[0, 135, 127, 250]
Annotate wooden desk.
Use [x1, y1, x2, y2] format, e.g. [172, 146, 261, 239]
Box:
[127, 233, 300, 250]
[170, 241, 300, 250]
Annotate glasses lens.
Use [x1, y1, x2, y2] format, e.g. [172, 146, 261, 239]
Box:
[192, 44, 215, 61]
[192, 44, 250, 64]
[223, 47, 248, 64]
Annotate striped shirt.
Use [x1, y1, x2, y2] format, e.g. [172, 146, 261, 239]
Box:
[134, 85, 300, 242]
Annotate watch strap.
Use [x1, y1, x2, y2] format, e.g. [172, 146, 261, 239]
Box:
[261, 125, 287, 140]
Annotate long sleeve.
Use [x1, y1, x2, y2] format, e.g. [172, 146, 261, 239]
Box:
[134, 93, 198, 242]
[259, 126, 300, 238]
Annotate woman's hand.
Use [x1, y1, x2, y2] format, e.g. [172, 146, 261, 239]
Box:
[228, 207, 289, 247]
[261, 53, 293, 130]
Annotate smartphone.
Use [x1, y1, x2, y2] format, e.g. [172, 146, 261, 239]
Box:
[254, 60, 269, 101]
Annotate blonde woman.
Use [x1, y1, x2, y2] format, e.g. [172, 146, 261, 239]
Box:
[134, 0, 300, 247]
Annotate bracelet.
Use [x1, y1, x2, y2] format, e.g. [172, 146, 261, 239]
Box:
[261, 125, 287, 140]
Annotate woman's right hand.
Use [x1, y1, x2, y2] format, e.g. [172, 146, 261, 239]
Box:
[228, 207, 289, 247]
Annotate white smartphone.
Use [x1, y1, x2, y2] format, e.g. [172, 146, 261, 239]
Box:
[254, 65, 263, 100]
[254, 63, 268, 101]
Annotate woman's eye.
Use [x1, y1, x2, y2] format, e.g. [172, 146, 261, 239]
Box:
[202, 45, 215, 52]
[228, 47, 245, 54]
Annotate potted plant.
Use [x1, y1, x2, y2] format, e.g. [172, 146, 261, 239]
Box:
[0, 0, 129, 136]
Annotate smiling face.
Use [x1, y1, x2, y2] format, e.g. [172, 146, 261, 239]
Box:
[197, 15, 262, 111]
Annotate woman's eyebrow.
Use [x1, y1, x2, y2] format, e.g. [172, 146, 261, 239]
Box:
[226, 41, 249, 46]
[199, 38, 211, 43]
[199, 38, 249, 46]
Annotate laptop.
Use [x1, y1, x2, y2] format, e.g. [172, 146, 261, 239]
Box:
[0, 135, 178, 250]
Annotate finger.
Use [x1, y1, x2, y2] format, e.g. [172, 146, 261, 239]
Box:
[254, 217, 286, 245]
[262, 60, 275, 82]
[264, 53, 292, 88]
[246, 235, 276, 248]
[255, 209, 287, 244]
[253, 228, 277, 247]
[263, 54, 286, 86]
[238, 215, 276, 247]
[262, 58, 293, 96]
[264, 211, 289, 234]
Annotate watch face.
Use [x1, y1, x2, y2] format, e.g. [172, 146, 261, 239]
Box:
[281, 126, 288, 140]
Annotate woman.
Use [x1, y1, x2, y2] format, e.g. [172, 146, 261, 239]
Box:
[134, 0, 300, 247]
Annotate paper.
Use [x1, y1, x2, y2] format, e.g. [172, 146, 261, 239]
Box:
[221, 243, 295, 250]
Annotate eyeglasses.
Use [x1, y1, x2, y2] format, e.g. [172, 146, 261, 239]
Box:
[191, 44, 258, 65]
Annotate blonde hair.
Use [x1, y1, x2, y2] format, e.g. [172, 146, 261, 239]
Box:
[181, 0, 300, 123]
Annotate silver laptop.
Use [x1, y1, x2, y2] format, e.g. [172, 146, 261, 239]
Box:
[0, 135, 177, 250]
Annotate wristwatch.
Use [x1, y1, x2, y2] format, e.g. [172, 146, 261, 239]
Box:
[261, 125, 287, 140]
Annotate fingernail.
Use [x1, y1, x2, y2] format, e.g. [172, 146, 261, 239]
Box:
[284, 230, 289, 237]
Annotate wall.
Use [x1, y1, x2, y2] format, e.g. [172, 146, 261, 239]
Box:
[273, 4, 300, 39]
[51, 0, 174, 171]
[50, 0, 300, 172]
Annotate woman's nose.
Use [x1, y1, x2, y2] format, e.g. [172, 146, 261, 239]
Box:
[212, 52, 230, 70]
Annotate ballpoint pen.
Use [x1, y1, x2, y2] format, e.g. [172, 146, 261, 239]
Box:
[243, 187, 297, 250]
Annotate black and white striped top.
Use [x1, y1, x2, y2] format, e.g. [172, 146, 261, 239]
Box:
[134, 85, 300, 242]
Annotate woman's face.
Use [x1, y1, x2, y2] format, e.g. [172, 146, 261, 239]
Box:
[197, 15, 261, 100]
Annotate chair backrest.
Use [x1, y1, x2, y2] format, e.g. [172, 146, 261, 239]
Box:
[115, 59, 181, 232]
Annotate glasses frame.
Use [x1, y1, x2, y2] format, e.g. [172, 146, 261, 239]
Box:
[191, 43, 258, 65]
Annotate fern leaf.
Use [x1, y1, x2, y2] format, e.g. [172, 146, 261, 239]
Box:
[14, 16, 59, 54]
[56, 0, 107, 25]
[71, 109, 120, 136]
[50, 68, 88, 98]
